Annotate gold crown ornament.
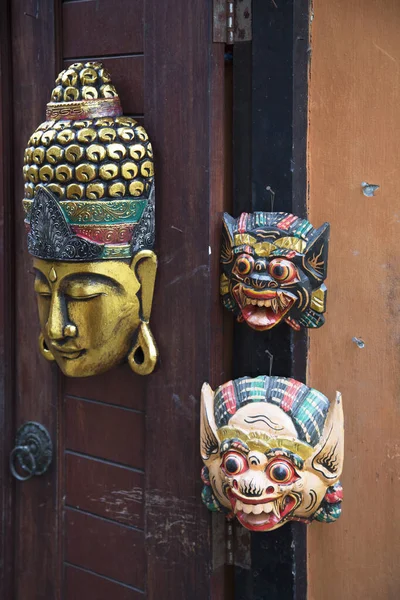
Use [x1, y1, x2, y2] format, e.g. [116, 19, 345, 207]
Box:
[23, 61, 155, 260]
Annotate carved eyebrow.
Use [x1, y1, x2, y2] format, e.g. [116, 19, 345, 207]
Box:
[233, 245, 255, 255]
[62, 272, 123, 292]
[244, 414, 284, 430]
[254, 230, 280, 239]
[220, 438, 250, 456]
[264, 448, 304, 469]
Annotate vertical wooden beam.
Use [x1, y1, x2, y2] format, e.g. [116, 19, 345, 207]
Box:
[10, 1, 60, 598]
[144, 1, 227, 599]
[210, 44, 235, 600]
[0, 0, 15, 597]
[232, 1, 310, 598]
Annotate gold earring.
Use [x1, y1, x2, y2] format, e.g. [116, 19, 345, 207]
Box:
[128, 322, 158, 376]
[38, 333, 56, 362]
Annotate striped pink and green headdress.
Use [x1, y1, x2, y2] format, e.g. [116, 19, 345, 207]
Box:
[214, 376, 330, 447]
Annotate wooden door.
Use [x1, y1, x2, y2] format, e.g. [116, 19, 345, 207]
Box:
[307, 1, 400, 598]
[0, 1, 230, 598]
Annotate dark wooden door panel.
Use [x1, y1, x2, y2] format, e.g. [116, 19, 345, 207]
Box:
[64, 366, 146, 411]
[60, 0, 150, 593]
[10, 0, 60, 597]
[65, 565, 144, 600]
[4, 0, 228, 597]
[65, 453, 144, 528]
[65, 396, 145, 469]
[0, 1, 14, 597]
[65, 509, 145, 589]
[63, 0, 144, 58]
[143, 1, 227, 598]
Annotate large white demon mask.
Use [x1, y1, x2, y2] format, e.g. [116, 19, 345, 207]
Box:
[200, 376, 344, 531]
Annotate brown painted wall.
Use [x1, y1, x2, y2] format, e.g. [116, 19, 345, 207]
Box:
[307, 1, 400, 598]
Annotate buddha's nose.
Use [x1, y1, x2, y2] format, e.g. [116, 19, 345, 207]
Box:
[47, 293, 74, 340]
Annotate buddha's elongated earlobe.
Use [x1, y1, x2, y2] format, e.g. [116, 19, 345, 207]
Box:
[128, 322, 157, 375]
[127, 249, 158, 375]
[130, 249, 157, 321]
[38, 333, 56, 362]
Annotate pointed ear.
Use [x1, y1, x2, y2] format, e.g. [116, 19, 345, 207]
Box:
[221, 213, 236, 265]
[200, 383, 219, 462]
[223, 213, 236, 242]
[130, 250, 157, 322]
[311, 392, 344, 482]
[303, 222, 330, 284]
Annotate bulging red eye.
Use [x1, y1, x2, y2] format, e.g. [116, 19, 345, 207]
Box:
[269, 259, 298, 283]
[222, 452, 248, 476]
[267, 459, 296, 484]
[234, 254, 254, 276]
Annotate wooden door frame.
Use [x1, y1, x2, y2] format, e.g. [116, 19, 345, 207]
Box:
[0, 0, 15, 597]
[143, 1, 230, 597]
[9, 0, 62, 597]
[232, 1, 310, 598]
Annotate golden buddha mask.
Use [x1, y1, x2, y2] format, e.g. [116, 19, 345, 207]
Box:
[200, 376, 344, 531]
[23, 62, 158, 377]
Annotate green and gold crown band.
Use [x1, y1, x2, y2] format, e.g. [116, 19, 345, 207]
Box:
[23, 62, 155, 261]
[46, 97, 123, 121]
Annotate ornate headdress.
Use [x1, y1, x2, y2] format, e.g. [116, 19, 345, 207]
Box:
[23, 62, 155, 261]
[213, 376, 331, 447]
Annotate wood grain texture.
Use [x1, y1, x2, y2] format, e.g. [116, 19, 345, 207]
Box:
[307, 1, 400, 598]
[63, 0, 143, 58]
[60, 2, 149, 591]
[65, 565, 143, 600]
[10, 1, 61, 597]
[65, 509, 145, 588]
[64, 56, 144, 115]
[64, 364, 146, 411]
[65, 396, 145, 469]
[143, 1, 226, 597]
[210, 42, 234, 600]
[65, 453, 144, 527]
[0, 0, 14, 597]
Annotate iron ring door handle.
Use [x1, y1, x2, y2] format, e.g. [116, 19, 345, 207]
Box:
[9, 422, 53, 481]
[9, 446, 37, 481]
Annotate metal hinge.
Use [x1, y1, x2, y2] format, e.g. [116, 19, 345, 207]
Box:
[213, 0, 252, 44]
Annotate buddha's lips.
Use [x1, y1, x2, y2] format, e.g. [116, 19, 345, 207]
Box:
[50, 343, 86, 360]
[227, 491, 297, 531]
[233, 286, 296, 330]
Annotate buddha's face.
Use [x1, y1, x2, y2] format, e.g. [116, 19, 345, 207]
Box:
[33, 254, 155, 377]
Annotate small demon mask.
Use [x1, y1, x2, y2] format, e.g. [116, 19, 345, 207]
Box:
[23, 62, 157, 377]
[220, 212, 330, 331]
[200, 376, 344, 531]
